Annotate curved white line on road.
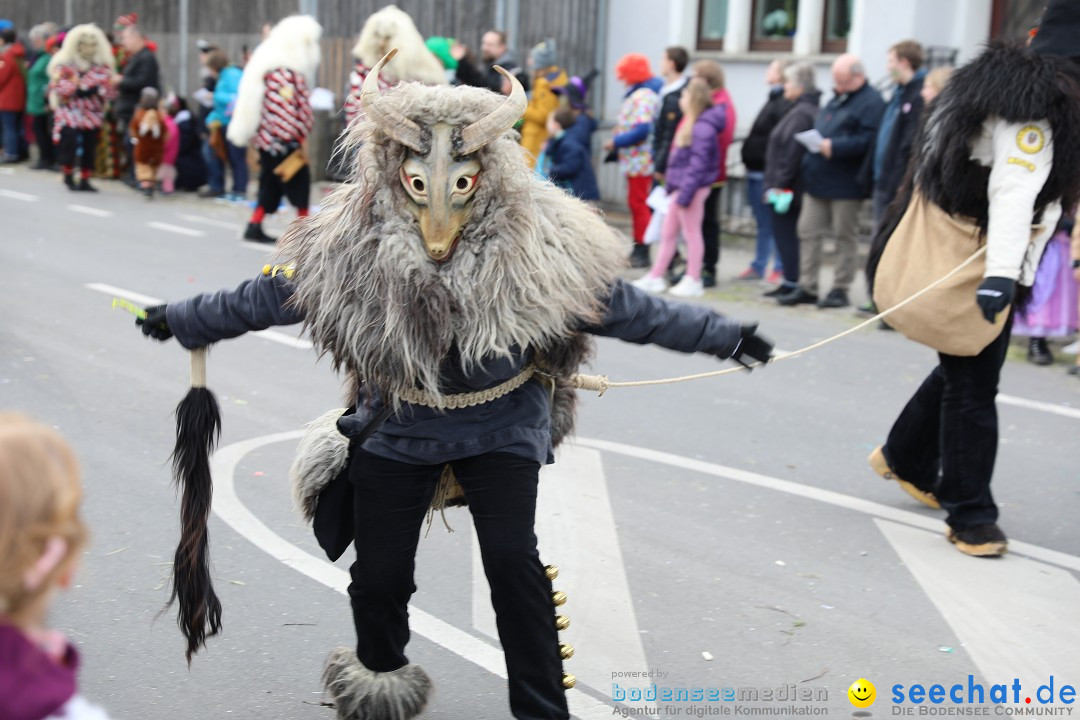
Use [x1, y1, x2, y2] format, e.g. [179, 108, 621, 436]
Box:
[210, 431, 621, 720]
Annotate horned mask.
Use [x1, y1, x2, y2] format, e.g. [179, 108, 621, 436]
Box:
[361, 48, 526, 263]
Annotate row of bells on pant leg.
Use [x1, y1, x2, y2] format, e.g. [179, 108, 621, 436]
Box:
[547, 564, 577, 690]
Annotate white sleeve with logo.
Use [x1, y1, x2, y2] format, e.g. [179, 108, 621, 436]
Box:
[984, 118, 1054, 281]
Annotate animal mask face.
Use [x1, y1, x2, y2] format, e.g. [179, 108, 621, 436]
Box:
[77, 35, 98, 62]
[361, 48, 526, 264]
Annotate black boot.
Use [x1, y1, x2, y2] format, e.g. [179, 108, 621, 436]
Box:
[629, 243, 650, 268]
[77, 177, 98, 192]
[143, 185, 154, 200]
[244, 222, 277, 243]
[63, 173, 76, 191]
[1027, 337, 1053, 366]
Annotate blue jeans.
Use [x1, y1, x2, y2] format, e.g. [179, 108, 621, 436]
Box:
[0, 111, 19, 158]
[225, 140, 248, 195]
[202, 138, 224, 192]
[746, 173, 782, 275]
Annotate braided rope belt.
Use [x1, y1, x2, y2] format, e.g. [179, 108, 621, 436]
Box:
[397, 363, 539, 410]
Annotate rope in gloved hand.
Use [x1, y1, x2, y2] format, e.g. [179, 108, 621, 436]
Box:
[568, 246, 988, 396]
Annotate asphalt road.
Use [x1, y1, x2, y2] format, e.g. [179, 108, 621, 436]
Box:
[2, 165, 1079, 720]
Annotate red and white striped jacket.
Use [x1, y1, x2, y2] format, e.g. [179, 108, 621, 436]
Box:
[343, 61, 393, 128]
[254, 68, 314, 154]
[49, 64, 117, 140]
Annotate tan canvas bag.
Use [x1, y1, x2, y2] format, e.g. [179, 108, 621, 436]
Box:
[873, 190, 1036, 357]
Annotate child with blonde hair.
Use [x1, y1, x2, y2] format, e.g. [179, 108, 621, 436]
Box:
[0, 413, 110, 720]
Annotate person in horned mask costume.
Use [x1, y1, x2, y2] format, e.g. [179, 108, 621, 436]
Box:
[46, 24, 117, 192]
[135, 51, 774, 720]
[867, 0, 1080, 558]
[227, 15, 321, 244]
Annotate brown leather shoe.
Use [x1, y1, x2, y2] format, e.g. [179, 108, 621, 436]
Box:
[868, 445, 941, 509]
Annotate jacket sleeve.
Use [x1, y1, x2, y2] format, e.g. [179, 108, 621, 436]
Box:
[984, 118, 1054, 281]
[613, 89, 655, 148]
[768, 113, 813, 189]
[165, 271, 304, 350]
[0, 54, 14, 90]
[582, 280, 742, 357]
[829, 95, 883, 159]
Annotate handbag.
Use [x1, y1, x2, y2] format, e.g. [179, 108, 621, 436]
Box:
[272, 147, 307, 183]
[311, 403, 393, 562]
[873, 190, 1040, 357]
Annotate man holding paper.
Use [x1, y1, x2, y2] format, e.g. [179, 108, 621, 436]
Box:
[780, 54, 883, 309]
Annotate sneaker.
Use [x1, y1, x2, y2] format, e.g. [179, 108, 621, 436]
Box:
[243, 222, 277, 243]
[817, 288, 850, 309]
[766, 270, 783, 284]
[702, 269, 717, 288]
[629, 244, 651, 268]
[777, 287, 819, 306]
[946, 524, 1008, 557]
[736, 267, 762, 281]
[667, 275, 704, 298]
[631, 274, 667, 293]
[199, 188, 225, 199]
[142, 186, 154, 200]
[868, 445, 941, 509]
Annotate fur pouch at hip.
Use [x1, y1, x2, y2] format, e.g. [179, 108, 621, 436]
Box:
[290, 407, 351, 522]
[874, 191, 1024, 356]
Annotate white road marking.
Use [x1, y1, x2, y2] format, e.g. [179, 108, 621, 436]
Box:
[176, 213, 243, 231]
[0, 188, 38, 201]
[472, 444, 650, 693]
[999, 393, 1080, 420]
[241, 241, 279, 252]
[877, 519, 1080, 687]
[84, 282, 315, 350]
[0, 167, 14, 175]
[575, 437, 1080, 574]
[210, 432, 619, 720]
[147, 221, 206, 237]
[68, 204, 113, 218]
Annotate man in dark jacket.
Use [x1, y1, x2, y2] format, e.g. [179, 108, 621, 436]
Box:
[112, 24, 159, 182]
[452, 30, 529, 95]
[651, 46, 688, 183]
[781, 54, 884, 309]
[738, 59, 791, 282]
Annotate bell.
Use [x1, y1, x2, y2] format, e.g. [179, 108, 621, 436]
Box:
[551, 591, 567, 607]
[544, 564, 559, 580]
[562, 672, 577, 689]
[559, 642, 575, 660]
[554, 615, 570, 631]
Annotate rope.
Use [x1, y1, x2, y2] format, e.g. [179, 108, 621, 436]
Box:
[398, 363, 538, 409]
[569, 246, 987, 395]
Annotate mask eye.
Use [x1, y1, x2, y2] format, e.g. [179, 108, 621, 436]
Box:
[454, 174, 477, 193]
[410, 177, 426, 194]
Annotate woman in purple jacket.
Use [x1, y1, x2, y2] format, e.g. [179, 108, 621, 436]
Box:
[633, 80, 725, 297]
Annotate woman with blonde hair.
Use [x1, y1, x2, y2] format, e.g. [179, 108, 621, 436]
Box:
[0, 413, 111, 719]
[633, 78, 726, 297]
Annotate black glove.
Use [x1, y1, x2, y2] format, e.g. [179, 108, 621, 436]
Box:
[727, 323, 774, 371]
[975, 277, 1015, 323]
[74, 86, 95, 99]
[136, 304, 173, 341]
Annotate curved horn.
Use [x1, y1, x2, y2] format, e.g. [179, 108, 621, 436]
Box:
[361, 48, 427, 153]
[457, 66, 527, 156]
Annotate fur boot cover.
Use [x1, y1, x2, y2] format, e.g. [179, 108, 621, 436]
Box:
[323, 647, 433, 720]
[290, 408, 349, 521]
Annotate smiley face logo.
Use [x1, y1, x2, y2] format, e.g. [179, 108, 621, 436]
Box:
[848, 678, 876, 708]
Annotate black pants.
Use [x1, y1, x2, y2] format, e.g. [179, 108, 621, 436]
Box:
[770, 199, 802, 286]
[882, 315, 1013, 530]
[348, 450, 569, 720]
[56, 127, 98, 173]
[258, 148, 310, 214]
[32, 113, 55, 166]
[702, 185, 723, 275]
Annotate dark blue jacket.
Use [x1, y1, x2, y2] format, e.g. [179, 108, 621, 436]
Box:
[565, 112, 596, 149]
[664, 105, 726, 207]
[801, 82, 885, 199]
[166, 274, 743, 465]
[546, 131, 600, 201]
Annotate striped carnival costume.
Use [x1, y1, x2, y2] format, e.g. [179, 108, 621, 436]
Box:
[226, 16, 321, 244]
